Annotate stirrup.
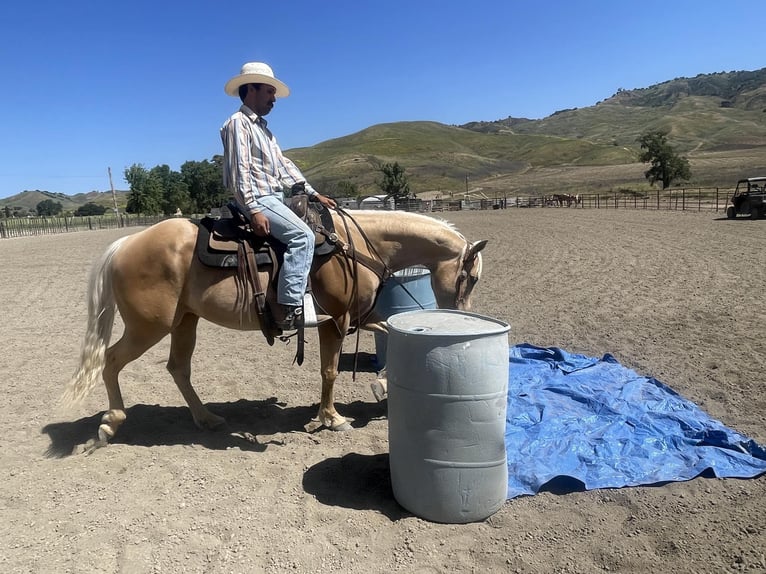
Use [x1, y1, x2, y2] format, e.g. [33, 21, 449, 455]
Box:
[276, 306, 303, 331]
[302, 293, 332, 327]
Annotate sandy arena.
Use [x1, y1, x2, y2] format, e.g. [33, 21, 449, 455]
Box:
[1, 208, 764, 573]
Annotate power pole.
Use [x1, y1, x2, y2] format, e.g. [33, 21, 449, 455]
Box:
[108, 167, 121, 227]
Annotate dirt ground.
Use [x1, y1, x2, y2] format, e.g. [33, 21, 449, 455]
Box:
[1, 208, 764, 574]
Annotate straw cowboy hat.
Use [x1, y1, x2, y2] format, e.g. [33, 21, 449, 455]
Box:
[224, 62, 290, 98]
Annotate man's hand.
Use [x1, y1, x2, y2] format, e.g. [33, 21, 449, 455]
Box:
[250, 212, 270, 236]
[315, 194, 337, 209]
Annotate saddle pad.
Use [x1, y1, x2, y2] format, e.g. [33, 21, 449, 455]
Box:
[194, 217, 275, 269]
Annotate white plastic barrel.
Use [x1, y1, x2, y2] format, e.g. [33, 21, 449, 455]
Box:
[373, 267, 437, 370]
[387, 309, 510, 523]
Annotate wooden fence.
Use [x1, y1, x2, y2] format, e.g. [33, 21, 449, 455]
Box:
[0, 214, 169, 239]
[567, 187, 731, 212]
[0, 187, 738, 239]
[428, 187, 734, 213]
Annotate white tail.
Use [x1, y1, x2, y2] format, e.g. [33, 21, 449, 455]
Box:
[61, 236, 129, 407]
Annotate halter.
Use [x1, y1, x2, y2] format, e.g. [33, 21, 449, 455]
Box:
[454, 244, 481, 308]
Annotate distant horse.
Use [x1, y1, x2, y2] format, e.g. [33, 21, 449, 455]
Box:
[62, 210, 487, 447]
[552, 194, 576, 207]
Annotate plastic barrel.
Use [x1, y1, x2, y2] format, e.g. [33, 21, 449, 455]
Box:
[373, 267, 437, 370]
[387, 309, 510, 523]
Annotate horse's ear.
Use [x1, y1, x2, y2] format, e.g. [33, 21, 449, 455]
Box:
[468, 240, 488, 258]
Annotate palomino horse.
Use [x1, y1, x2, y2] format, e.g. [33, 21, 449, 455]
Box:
[62, 209, 487, 447]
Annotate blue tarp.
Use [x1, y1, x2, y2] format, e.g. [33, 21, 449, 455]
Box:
[506, 344, 766, 499]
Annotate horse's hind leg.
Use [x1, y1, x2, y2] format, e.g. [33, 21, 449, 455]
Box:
[97, 327, 167, 446]
[167, 314, 225, 431]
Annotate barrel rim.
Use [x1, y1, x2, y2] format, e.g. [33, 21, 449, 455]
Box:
[387, 309, 510, 337]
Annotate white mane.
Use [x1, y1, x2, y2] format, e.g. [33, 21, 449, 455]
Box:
[348, 209, 465, 239]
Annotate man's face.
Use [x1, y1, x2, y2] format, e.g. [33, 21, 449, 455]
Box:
[249, 84, 277, 116]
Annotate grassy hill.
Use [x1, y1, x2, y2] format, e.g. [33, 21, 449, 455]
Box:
[289, 121, 639, 197]
[0, 189, 129, 215]
[288, 68, 766, 198]
[3, 67, 765, 209]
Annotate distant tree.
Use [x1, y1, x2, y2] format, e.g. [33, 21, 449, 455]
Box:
[75, 202, 107, 216]
[124, 164, 163, 214]
[149, 164, 190, 215]
[180, 157, 228, 213]
[637, 130, 692, 189]
[376, 162, 411, 200]
[2, 206, 10, 218]
[36, 199, 63, 216]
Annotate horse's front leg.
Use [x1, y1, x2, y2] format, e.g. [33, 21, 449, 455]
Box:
[317, 322, 353, 431]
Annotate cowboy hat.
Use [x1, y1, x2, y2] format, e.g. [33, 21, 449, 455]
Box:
[224, 62, 290, 98]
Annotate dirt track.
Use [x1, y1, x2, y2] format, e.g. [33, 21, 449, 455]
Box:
[1, 208, 764, 573]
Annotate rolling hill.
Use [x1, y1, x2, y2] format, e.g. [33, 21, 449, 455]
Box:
[290, 68, 766, 198]
[3, 67, 765, 210]
[0, 189, 128, 215]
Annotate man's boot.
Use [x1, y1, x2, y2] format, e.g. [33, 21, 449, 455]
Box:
[275, 305, 303, 331]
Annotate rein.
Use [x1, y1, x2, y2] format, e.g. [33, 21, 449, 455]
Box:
[334, 208, 391, 284]
[332, 208, 393, 379]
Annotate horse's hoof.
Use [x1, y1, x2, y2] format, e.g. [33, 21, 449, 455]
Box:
[370, 380, 387, 402]
[98, 423, 115, 442]
[196, 412, 226, 431]
[331, 421, 353, 432]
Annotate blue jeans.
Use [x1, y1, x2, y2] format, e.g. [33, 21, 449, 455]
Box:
[250, 194, 315, 307]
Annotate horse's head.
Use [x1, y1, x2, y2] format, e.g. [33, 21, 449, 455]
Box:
[431, 239, 487, 311]
[329, 210, 487, 316]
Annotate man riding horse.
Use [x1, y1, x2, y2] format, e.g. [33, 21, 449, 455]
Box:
[60, 65, 489, 449]
[220, 61, 337, 331]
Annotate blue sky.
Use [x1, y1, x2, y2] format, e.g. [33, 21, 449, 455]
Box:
[1, 0, 764, 198]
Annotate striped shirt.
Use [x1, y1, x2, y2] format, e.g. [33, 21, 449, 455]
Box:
[220, 104, 317, 215]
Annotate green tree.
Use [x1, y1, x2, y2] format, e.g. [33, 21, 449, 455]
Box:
[125, 164, 163, 214]
[36, 199, 63, 216]
[637, 130, 692, 189]
[376, 162, 411, 200]
[75, 202, 107, 216]
[149, 164, 190, 215]
[181, 157, 228, 213]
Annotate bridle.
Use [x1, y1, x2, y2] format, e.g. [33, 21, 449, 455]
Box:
[454, 245, 481, 309]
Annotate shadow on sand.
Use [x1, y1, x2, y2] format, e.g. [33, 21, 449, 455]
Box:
[42, 397, 387, 458]
[303, 452, 406, 521]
